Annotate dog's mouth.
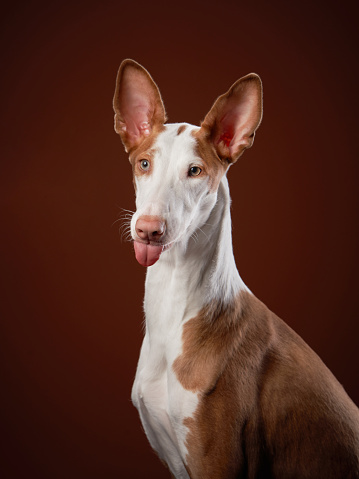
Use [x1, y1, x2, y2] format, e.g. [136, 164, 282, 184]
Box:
[133, 241, 173, 267]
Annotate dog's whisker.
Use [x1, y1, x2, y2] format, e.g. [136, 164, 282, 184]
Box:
[112, 218, 124, 227]
[119, 208, 135, 215]
[197, 227, 210, 241]
[119, 223, 132, 235]
[112, 208, 135, 230]
[191, 231, 199, 244]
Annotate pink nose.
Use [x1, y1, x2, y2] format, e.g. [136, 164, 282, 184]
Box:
[135, 216, 166, 242]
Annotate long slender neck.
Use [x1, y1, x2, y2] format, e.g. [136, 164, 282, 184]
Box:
[199, 176, 247, 305]
[144, 176, 247, 324]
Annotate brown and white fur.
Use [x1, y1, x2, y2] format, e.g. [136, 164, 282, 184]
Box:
[113, 59, 359, 478]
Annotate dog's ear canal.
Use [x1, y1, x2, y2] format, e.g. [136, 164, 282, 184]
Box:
[200, 73, 263, 164]
[113, 59, 167, 152]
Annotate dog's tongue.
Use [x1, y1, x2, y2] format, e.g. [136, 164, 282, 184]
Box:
[134, 242, 163, 267]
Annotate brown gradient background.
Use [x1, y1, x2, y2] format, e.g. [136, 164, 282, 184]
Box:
[1, 1, 358, 477]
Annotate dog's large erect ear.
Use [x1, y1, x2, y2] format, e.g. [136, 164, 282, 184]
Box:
[200, 73, 263, 163]
[113, 59, 166, 152]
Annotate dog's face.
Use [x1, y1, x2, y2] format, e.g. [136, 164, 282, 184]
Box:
[129, 123, 225, 256]
[113, 60, 262, 266]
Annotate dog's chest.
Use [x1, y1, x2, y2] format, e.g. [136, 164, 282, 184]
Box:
[131, 264, 200, 471]
[131, 330, 199, 473]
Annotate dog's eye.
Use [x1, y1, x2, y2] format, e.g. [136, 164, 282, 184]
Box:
[140, 159, 150, 171]
[189, 166, 202, 177]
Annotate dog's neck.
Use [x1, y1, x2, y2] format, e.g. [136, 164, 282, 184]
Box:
[144, 176, 248, 329]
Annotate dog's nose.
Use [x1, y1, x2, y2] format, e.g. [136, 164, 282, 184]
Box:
[135, 216, 166, 242]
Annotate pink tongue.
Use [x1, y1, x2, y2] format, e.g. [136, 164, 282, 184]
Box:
[134, 242, 164, 267]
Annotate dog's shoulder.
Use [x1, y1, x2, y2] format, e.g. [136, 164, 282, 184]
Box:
[247, 295, 359, 478]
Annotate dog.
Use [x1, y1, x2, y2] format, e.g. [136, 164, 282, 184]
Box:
[113, 59, 359, 478]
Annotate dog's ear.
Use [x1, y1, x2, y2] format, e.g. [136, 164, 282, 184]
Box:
[113, 59, 167, 152]
[200, 73, 263, 163]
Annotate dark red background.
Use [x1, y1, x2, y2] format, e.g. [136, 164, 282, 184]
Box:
[1, 1, 358, 477]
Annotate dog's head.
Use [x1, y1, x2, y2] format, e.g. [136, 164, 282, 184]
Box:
[113, 60, 262, 266]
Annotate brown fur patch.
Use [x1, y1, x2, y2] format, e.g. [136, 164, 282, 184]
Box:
[191, 129, 228, 193]
[128, 124, 165, 163]
[174, 291, 359, 478]
[128, 125, 166, 182]
[173, 298, 247, 393]
[177, 124, 188, 135]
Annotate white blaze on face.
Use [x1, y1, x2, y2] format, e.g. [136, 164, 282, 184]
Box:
[131, 123, 219, 264]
